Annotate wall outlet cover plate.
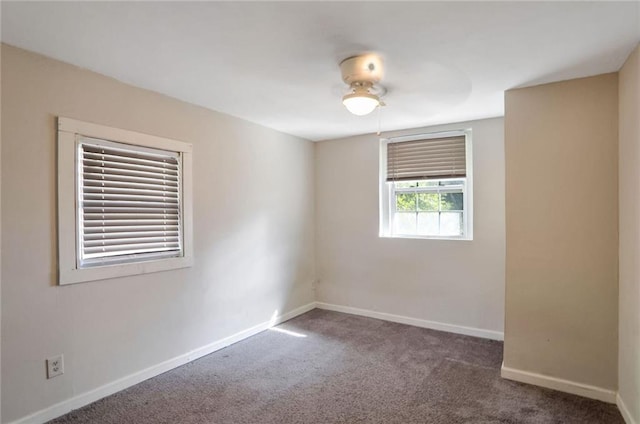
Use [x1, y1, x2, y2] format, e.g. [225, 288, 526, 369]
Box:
[46, 355, 64, 379]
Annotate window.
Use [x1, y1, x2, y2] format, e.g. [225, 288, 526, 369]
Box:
[380, 130, 472, 239]
[58, 118, 193, 284]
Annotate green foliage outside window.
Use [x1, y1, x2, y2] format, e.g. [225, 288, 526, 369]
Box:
[441, 193, 463, 210]
[396, 193, 417, 211]
[419, 193, 439, 210]
[395, 186, 463, 212]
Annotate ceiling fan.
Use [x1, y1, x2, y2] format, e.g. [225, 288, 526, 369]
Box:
[339, 53, 387, 116]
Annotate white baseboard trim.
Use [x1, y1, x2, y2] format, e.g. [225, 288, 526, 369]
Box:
[617, 393, 638, 424]
[500, 362, 617, 404]
[8, 302, 316, 424]
[315, 302, 504, 341]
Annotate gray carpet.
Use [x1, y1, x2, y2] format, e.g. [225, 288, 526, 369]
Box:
[50, 309, 623, 423]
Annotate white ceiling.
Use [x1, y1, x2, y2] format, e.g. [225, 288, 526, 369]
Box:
[2, 2, 639, 141]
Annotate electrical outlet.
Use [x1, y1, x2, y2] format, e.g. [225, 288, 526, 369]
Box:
[46, 355, 64, 379]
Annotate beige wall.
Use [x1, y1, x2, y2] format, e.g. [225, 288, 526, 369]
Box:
[504, 74, 619, 391]
[0, 44, 315, 423]
[0, 36, 3, 424]
[618, 43, 640, 423]
[315, 117, 505, 336]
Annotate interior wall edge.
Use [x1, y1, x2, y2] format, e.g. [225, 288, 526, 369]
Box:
[617, 41, 640, 424]
[4, 302, 317, 424]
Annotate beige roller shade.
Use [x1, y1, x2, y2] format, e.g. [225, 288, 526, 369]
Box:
[79, 139, 182, 266]
[386, 135, 466, 182]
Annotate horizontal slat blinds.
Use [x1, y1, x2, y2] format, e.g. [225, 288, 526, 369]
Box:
[79, 140, 182, 266]
[386, 135, 466, 182]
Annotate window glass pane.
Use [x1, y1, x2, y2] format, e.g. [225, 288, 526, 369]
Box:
[440, 212, 463, 236]
[439, 180, 464, 187]
[417, 212, 439, 236]
[417, 181, 438, 187]
[394, 212, 417, 234]
[394, 181, 414, 189]
[441, 192, 463, 211]
[418, 193, 438, 211]
[396, 193, 416, 211]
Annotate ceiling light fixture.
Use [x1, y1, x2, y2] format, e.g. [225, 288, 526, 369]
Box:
[340, 53, 386, 116]
[342, 82, 380, 116]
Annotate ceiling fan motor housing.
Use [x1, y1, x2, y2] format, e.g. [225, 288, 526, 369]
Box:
[340, 53, 384, 85]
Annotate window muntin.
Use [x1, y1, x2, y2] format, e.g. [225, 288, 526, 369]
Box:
[77, 138, 183, 267]
[380, 130, 472, 240]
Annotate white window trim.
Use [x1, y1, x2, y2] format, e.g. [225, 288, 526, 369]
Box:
[379, 129, 473, 241]
[57, 117, 194, 285]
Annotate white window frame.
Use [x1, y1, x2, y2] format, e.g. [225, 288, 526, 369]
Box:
[57, 117, 194, 285]
[379, 129, 473, 240]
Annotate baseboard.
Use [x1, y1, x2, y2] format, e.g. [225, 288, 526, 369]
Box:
[500, 362, 617, 404]
[617, 393, 638, 424]
[315, 302, 504, 341]
[8, 302, 316, 424]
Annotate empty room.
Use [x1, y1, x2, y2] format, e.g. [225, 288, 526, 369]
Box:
[1, 1, 639, 423]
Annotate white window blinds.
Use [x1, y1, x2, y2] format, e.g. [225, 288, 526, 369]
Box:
[386, 135, 466, 182]
[79, 138, 182, 266]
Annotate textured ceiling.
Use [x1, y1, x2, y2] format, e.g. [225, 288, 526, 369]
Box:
[2, 1, 639, 141]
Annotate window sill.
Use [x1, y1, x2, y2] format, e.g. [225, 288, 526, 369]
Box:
[59, 255, 193, 285]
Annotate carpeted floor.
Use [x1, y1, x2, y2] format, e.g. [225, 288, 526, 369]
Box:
[50, 309, 623, 423]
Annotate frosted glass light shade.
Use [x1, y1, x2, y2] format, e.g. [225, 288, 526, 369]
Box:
[342, 93, 380, 116]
